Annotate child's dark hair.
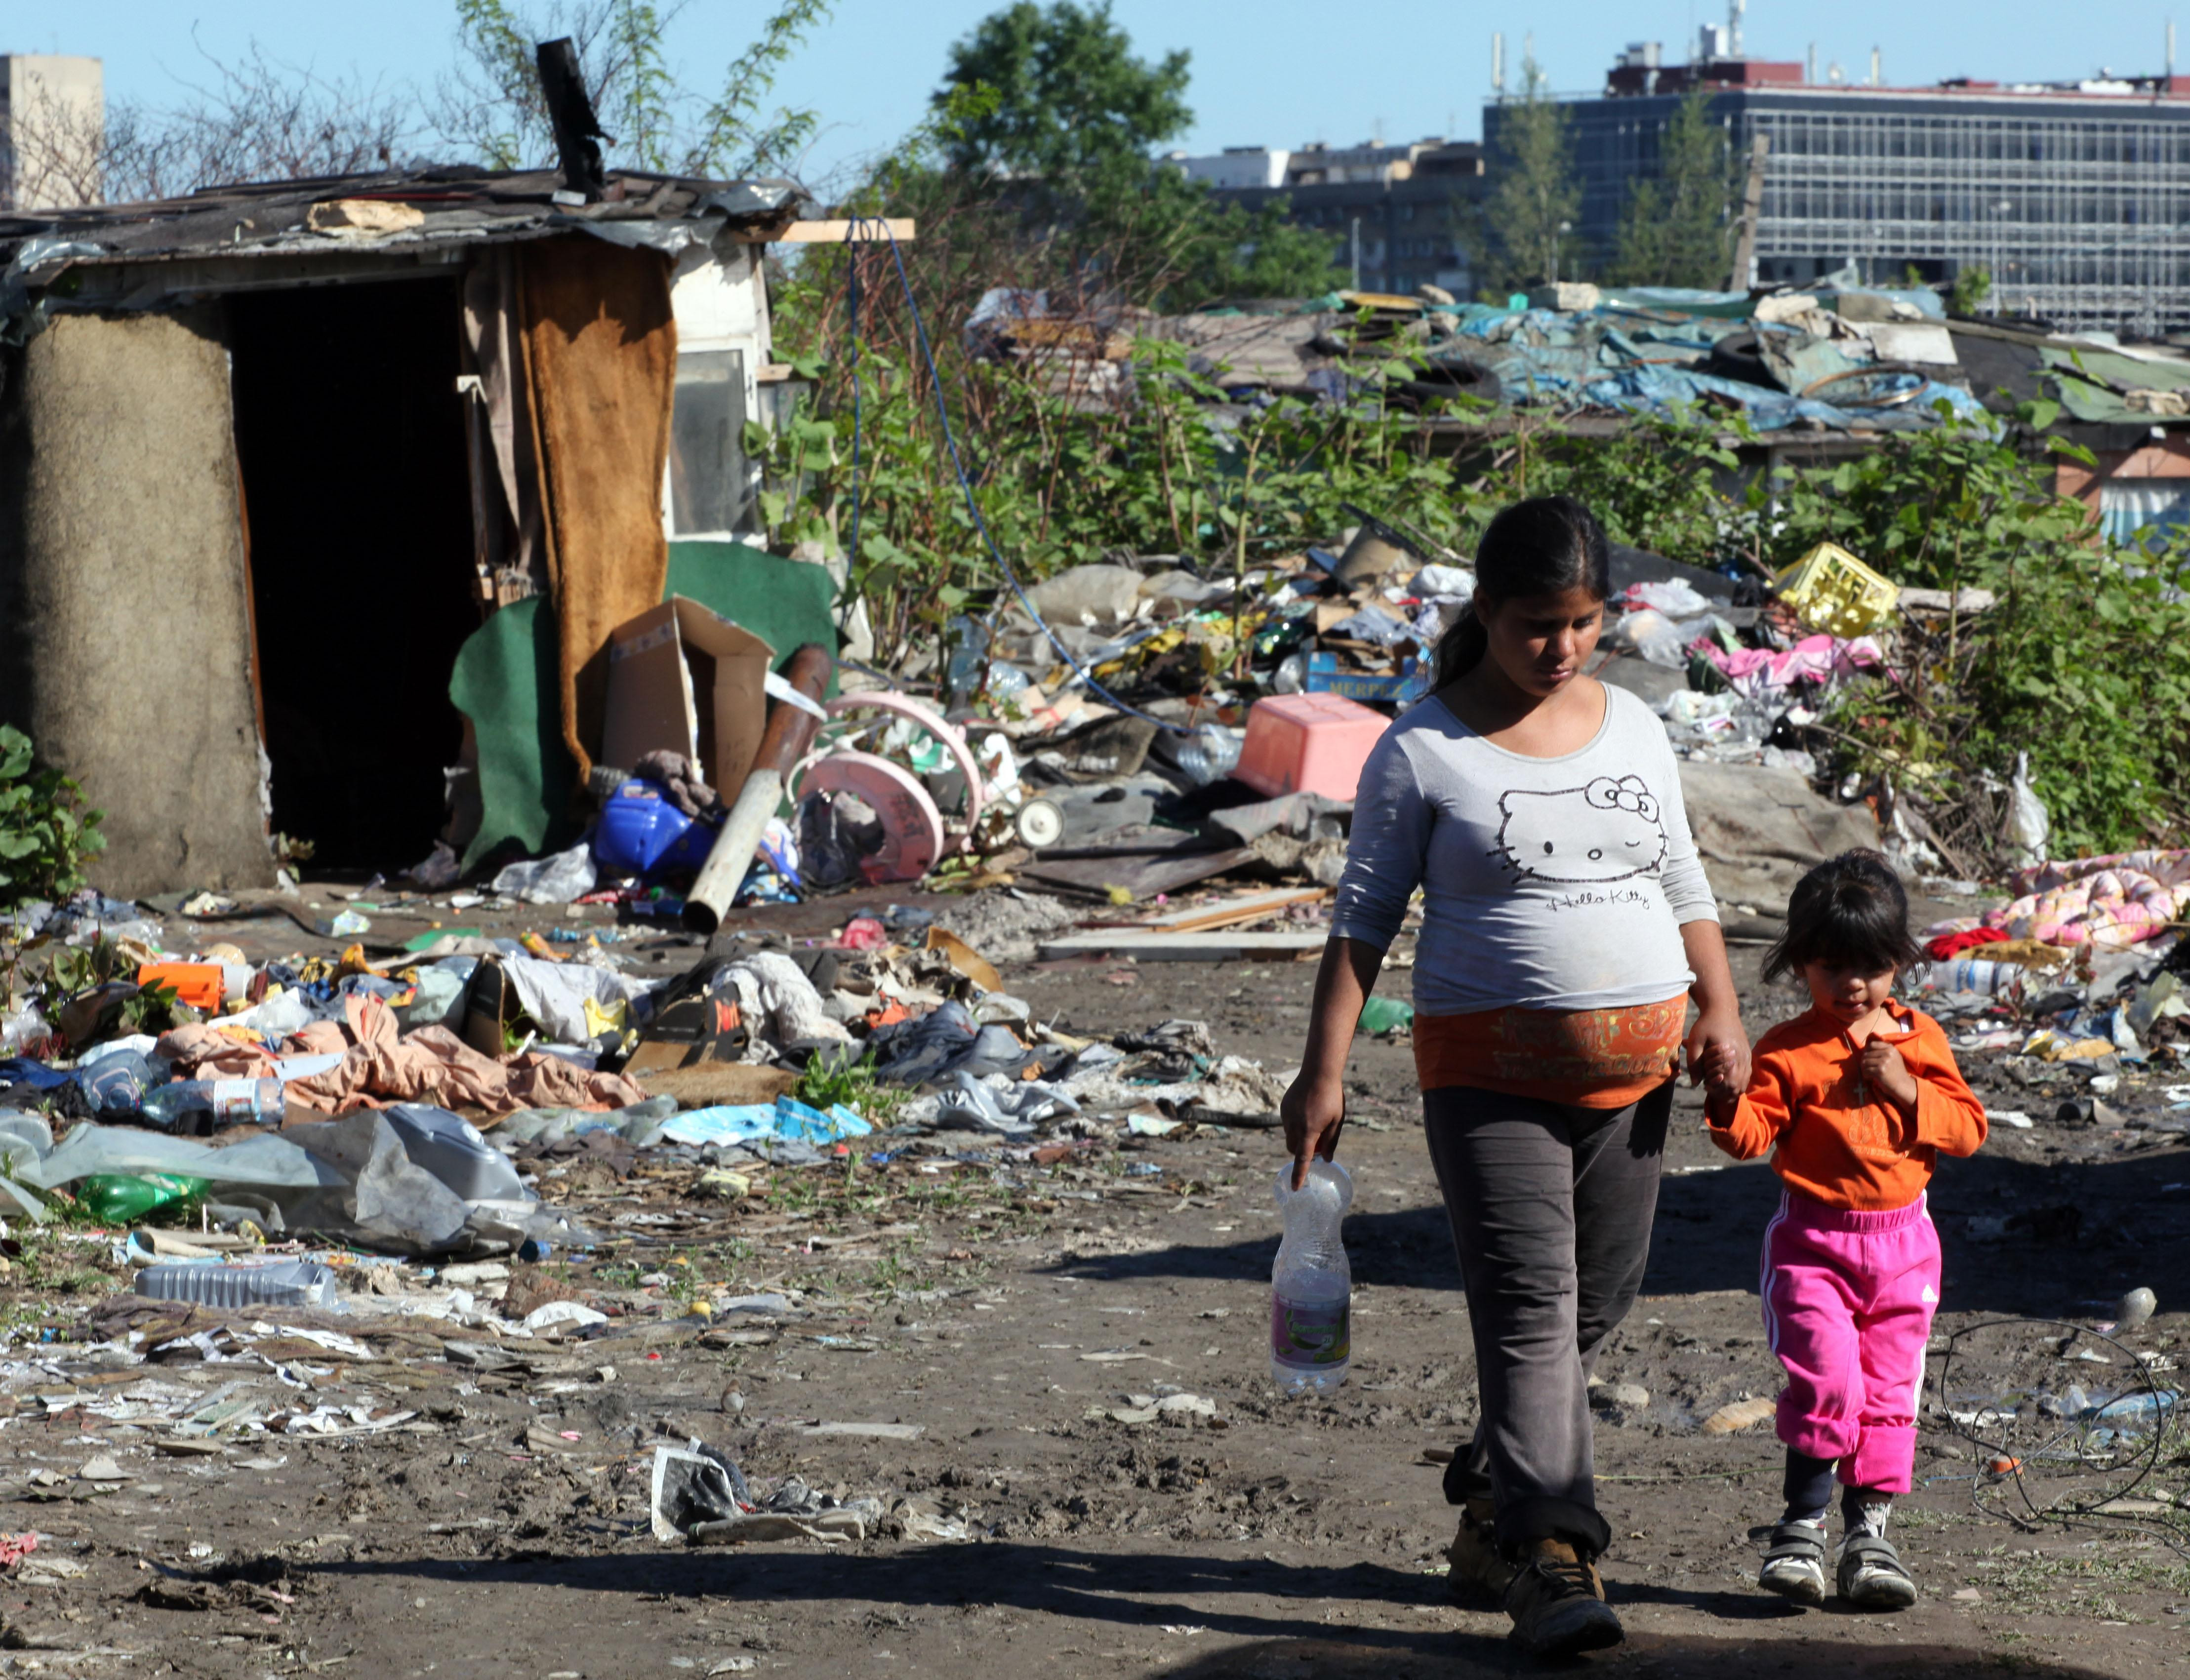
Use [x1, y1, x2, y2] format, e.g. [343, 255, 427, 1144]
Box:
[1762, 849, 1923, 984]
[1434, 494, 1612, 687]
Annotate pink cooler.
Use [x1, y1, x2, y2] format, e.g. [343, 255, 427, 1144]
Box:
[1234, 693, 1389, 801]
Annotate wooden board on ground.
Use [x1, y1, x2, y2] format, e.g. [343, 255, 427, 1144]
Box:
[637, 1063, 797, 1110]
[1019, 825, 1257, 903]
[1113, 886, 1327, 934]
[1036, 931, 1328, 961]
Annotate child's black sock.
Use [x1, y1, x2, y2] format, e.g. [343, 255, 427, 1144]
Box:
[1781, 1449, 1836, 1526]
[1843, 1484, 1892, 1540]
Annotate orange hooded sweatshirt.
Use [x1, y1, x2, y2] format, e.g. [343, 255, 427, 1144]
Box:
[1707, 1000, 1988, 1210]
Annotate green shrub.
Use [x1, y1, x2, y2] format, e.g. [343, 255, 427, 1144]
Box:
[0, 726, 104, 908]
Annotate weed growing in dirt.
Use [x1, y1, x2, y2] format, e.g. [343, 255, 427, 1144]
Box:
[1976, 1544, 2190, 1621]
[793, 1051, 904, 1130]
[10, 1232, 112, 1294]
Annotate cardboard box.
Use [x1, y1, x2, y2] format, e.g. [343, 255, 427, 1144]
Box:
[602, 597, 777, 793]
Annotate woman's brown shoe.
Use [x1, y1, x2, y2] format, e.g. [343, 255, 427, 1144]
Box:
[1502, 1538, 1623, 1658]
[1445, 1497, 1514, 1606]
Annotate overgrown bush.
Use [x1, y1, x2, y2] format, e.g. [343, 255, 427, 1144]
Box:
[1528, 402, 2190, 859]
[746, 334, 1469, 664]
[0, 726, 104, 908]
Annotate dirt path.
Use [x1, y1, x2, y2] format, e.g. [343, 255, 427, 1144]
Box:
[2, 909, 2185, 1678]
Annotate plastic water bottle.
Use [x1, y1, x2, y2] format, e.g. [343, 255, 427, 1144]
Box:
[1270, 1158, 1353, 1397]
[141, 1079, 284, 1129]
[1174, 723, 1243, 788]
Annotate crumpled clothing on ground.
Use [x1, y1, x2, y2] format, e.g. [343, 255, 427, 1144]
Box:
[160, 994, 645, 1116]
[710, 952, 852, 1051]
[927, 1071, 1079, 1136]
[866, 1001, 1028, 1085]
[1697, 632, 1881, 701]
[1924, 926, 2013, 961]
[1983, 850, 2190, 948]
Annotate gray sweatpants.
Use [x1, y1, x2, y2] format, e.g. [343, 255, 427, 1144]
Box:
[1423, 1081, 1670, 1559]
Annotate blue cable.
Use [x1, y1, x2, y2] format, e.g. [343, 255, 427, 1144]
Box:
[837, 218, 1193, 734]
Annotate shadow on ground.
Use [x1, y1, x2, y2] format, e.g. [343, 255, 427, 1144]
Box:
[311, 1544, 1441, 1646]
[1044, 1151, 2190, 1318]
[1155, 1632, 2117, 1679]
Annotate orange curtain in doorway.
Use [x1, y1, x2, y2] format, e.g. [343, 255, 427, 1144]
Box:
[518, 234, 677, 779]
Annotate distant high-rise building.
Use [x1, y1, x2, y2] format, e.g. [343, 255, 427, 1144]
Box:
[1499, 42, 2190, 333]
[0, 55, 104, 212]
[1169, 139, 1487, 298]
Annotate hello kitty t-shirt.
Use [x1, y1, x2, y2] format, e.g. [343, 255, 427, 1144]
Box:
[1331, 681, 1717, 1095]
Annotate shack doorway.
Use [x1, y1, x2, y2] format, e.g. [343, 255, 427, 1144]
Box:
[228, 279, 480, 871]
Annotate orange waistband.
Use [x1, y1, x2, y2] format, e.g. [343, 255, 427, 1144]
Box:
[1411, 997, 1688, 1109]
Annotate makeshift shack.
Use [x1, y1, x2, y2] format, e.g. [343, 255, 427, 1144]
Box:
[0, 166, 834, 892]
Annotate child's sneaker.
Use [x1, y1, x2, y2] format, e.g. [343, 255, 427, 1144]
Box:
[1758, 1519, 1827, 1605]
[1836, 1533, 1918, 1609]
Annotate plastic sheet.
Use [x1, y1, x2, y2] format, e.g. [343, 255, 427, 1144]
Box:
[384, 1104, 530, 1202]
[269, 1113, 474, 1257]
[491, 842, 599, 906]
[20, 1124, 338, 1192]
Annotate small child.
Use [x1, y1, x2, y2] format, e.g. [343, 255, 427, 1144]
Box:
[1702, 849, 1987, 1610]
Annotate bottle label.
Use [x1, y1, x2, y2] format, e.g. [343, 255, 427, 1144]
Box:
[1270, 1289, 1350, 1368]
[209, 1079, 259, 1119]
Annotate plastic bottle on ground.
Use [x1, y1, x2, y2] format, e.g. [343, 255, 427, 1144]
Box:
[141, 1079, 284, 1129]
[1271, 1158, 1353, 1398]
[74, 1051, 160, 1116]
[1174, 723, 1244, 788]
[1357, 997, 1415, 1035]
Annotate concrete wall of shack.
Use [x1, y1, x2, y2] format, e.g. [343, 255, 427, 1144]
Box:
[0, 304, 277, 896]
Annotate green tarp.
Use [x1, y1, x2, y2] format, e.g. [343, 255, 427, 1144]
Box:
[448, 596, 578, 872]
[447, 541, 841, 868]
[2039, 342, 2190, 423]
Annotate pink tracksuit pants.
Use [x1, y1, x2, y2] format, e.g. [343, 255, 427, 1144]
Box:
[1761, 1189, 1941, 1494]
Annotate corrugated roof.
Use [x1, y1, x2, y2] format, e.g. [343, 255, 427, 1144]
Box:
[0, 165, 803, 308]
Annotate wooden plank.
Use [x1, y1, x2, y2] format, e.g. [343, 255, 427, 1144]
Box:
[1020, 834, 1256, 903]
[638, 1063, 797, 1109]
[1130, 887, 1327, 934]
[771, 219, 917, 243]
[1036, 931, 1328, 962]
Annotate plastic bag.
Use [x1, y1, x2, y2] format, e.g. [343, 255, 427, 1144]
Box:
[491, 842, 598, 906]
[1619, 608, 1689, 668]
[2007, 751, 2050, 869]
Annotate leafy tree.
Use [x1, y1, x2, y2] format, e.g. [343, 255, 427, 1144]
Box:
[933, 0, 1190, 199]
[439, 0, 833, 177]
[1609, 86, 1734, 289]
[920, 1, 1337, 307]
[1470, 59, 1581, 296]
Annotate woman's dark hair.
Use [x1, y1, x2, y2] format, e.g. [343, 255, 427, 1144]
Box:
[1761, 848, 1923, 984]
[1433, 494, 1612, 687]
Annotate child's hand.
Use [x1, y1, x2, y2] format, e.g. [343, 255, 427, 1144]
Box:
[1860, 1039, 1919, 1121]
[1699, 1040, 1742, 1121]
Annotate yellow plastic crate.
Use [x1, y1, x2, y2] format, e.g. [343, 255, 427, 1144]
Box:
[1773, 541, 1900, 638]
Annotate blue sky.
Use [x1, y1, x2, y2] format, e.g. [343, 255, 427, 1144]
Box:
[18, 0, 2189, 189]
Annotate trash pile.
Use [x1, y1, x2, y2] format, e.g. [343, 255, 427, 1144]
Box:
[0, 861, 1301, 1280]
[1910, 848, 2190, 1096]
[969, 264, 2012, 435]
